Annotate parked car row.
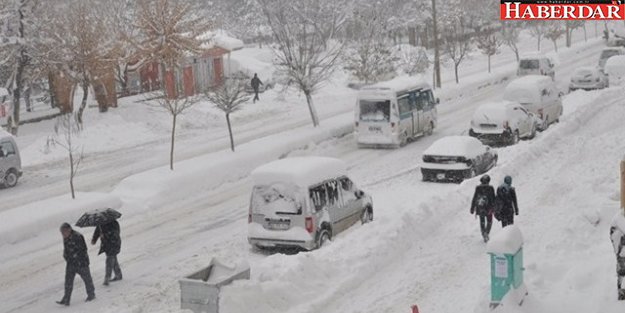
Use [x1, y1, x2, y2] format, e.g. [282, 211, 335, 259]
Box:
[0, 130, 22, 188]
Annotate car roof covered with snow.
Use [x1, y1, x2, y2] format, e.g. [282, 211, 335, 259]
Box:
[359, 76, 430, 98]
[423, 136, 485, 158]
[605, 55, 625, 72]
[251, 157, 348, 188]
[473, 101, 519, 121]
[573, 66, 601, 75]
[503, 75, 552, 103]
[519, 52, 550, 60]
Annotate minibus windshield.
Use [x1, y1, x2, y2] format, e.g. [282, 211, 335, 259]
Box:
[360, 100, 390, 122]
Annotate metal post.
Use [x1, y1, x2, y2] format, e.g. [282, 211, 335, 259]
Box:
[620, 157, 625, 213]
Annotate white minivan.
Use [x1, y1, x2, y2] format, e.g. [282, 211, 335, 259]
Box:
[248, 157, 373, 251]
[355, 76, 438, 148]
[0, 129, 22, 188]
[503, 75, 563, 131]
[517, 55, 555, 80]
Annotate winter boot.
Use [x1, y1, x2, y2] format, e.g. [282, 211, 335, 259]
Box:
[56, 297, 69, 306]
[85, 295, 96, 302]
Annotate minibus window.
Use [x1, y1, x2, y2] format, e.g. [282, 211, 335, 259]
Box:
[520, 59, 539, 69]
[398, 97, 411, 115]
[360, 100, 390, 122]
[327, 181, 340, 206]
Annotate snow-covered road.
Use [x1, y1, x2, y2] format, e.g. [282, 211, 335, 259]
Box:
[0, 33, 614, 313]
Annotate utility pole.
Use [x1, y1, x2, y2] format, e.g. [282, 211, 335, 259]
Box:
[621, 156, 625, 213]
[431, 0, 441, 88]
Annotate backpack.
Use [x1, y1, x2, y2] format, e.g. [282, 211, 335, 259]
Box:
[476, 194, 488, 212]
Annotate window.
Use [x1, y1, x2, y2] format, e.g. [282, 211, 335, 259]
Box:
[339, 177, 357, 203]
[0, 141, 15, 156]
[360, 100, 390, 122]
[398, 96, 411, 115]
[520, 59, 539, 69]
[310, 184, 328, 211]
[326, 180, 341, 207]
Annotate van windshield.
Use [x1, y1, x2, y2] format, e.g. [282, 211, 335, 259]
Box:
[360, 100, 390, 122]
[601, 50, 620, 60]
[251, 183, 302, 215]
[519, 59, 539, 69]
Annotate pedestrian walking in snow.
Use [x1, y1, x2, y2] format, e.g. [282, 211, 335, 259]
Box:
[251, 73, 263, 103]
[92, 220, 123, 286]
[610, 214, 625, 300]
[495, 176, 519, 227]
[57, 223, 95, 306]
[471, 175, 496, 242]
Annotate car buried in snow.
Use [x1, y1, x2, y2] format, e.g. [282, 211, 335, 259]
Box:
[569, 66, 609, 92]
[517, 54, 555, 80]
[503, 75, 563, 131]
[247, 157, 373, 251]
[605, 55, 625, 86]
[598, 47, 625, 72]
[469, 101, 538, 147]
[0, 129, 22, 188]
[421, 136, 498, 183]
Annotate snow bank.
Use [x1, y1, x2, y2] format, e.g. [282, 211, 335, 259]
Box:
[0, 129, 13, 140]
[113, 115, 353, 211]
[0, 192, 122, 246]
[487, 225, 524, 255]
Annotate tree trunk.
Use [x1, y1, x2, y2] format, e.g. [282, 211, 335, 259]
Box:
[537, 36, 541, 51]
[226, 113, 235, 152]
[583, 24, 587, 42]
[304, 91, 319, 127]
[454, 63, 459, 84]
[594, 22, 598, 38]
[69, 152, 75, 199]
[432, 0, 441, 88]
[552, 40, 558, 52]
[488, 55, 491, 73]
[513, 47, 520, 62]
[408, 27, 417, 46]
[565, 25, 572, 47]
[170, 113, 177, 170]
[77, 79, 89, 126]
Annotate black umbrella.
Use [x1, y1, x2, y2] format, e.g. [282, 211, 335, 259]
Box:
[75, 208, 122, 227]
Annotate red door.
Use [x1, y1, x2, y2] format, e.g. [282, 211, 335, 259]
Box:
[213, 58, 223, 86]
[183, 66, 195, 97]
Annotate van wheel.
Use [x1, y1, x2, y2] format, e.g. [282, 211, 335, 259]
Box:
[361, 207, 373, 224]
[399, 132, 408, 147]
[529, 124, 537, 139]
[4, 170, 18, 188]
[317, 229, 331, 248]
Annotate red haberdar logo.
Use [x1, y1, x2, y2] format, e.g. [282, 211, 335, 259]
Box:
[501, 0, 625, 20]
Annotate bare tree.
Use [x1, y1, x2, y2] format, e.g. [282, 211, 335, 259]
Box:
[529, 21, 547, 51]
[565, 21, 584, 47]
[259, 0, 347, 127]
[441, 21, 472, 84]
[344, 1, 396, 84]
[476, 30, 501, 73]
[53, 113, 83, 199]
[151, 94, 198, 170]
[204, 78, 250, 152]
[545, 22, 566, 52]
[501, 21, 522, 62]
[394, 45, 429, 76]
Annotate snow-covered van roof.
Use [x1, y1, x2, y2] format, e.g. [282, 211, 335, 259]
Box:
[423, 136, 485, 158]
[251, 157, 348, 188]
[519, 52, 549, 60]
[473, 101, 518, 122]
[503, 75, 551, 104]
[606, 55, 625, 72]
[360, 76, 430, 96]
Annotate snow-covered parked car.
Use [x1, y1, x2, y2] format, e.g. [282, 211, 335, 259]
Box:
[469, 101, 537, 146]
[0, 129, 22, 188]
[569, 67, 609, 92]
[248, 157, 373, 251]
[517, 54, 555, 80]
[598, 47, 625, 71]
[605, 55, 625, 86]
[503, 75, 563, 131]
[421, 136, 498, 183]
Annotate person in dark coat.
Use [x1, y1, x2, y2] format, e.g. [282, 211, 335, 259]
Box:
[471, 175, 496, 242]
[57, 223, 95, 306]
[92, 220, 123, 285]
[495, 175, 519, 227]
[610, 218, 625, 300]
[251, 73, 263, 103]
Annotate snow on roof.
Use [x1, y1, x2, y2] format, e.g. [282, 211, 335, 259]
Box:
[473, 101, 517, 122]
[423, 136, 484, 158]
[606, 55, 625, 70]
[487, 225, 524, 254]
[251, 157, 347, 188]
[362, 76, 430, 94]
[227, 48, 274, 80]
[507, 75, 551, 89]
[519, 52, 549, 59]
[201, 30, 244, 52]
[573, 66, 600, 74]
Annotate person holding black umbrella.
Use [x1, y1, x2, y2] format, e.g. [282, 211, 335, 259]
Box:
[91, 220, 123, 286]
[57, 223, 95, 306]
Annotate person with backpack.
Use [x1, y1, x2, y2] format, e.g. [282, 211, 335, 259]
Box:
[471, 175, 496, 242]
[495, 175, 519, 227]
[250, 73, 263, 103]
[610, 213, 625, 300]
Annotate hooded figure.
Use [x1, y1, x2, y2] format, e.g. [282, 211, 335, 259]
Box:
[92, 220, 123, 285]
[57, 223, 95, 306]
[471, 175, 496, 242]
[495, 175, 519, 227]
[610, 213, 625, 300]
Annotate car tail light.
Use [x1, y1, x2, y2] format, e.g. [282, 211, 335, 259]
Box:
[305, 217, 315, 233]
[503, 121, 509, 129]
[248, 214, 252, 223]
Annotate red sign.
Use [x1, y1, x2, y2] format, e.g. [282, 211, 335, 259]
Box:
[501, 0, 625, 20]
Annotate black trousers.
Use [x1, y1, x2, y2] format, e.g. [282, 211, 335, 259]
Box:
[501, 214, 515, 227]
[105, 255, 123, 282]
[63, 264, 95, 302]
[479, 214, 493, 236]
[253, 89, 260, 102]
[617, 257, 625, 299]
